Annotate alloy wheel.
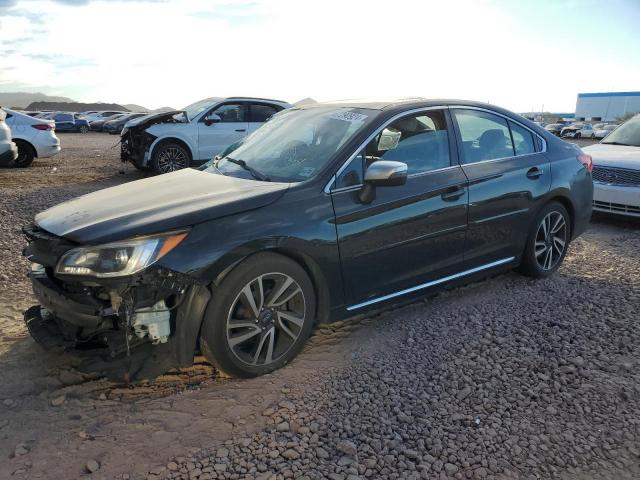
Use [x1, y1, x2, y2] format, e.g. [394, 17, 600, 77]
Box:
[534, 211, 567, 271]
[157, 147, 188, 173]
[226, 273, 306, 367]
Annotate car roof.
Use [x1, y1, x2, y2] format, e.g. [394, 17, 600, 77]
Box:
[225, 97, 291, 106]
[294, 98, 525, 116]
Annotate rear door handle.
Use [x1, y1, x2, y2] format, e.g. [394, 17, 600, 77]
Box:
[526, 167, 544, 179]
[235, 129, 246, 132]
[441, 186, 466, 201]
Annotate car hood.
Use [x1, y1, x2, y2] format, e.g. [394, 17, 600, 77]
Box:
[125, 111, 184, 129]
[583, 143, 640, 169]
[35, 169, 289, 244]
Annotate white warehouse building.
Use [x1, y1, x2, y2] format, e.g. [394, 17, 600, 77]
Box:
[575, 91, 640, 122]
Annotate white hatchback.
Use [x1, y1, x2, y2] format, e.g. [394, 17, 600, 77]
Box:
[583, 114, 640, 217]
[2, 108, 61, 167]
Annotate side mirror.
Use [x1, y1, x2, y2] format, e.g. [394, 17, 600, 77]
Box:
[359, 160, 407, 203]
[204, 114, 221, 126]
[364, 160, 408, 186]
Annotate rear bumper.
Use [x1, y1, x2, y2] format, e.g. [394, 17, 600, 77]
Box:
[593, 182, 640, 217]
[36, 142, 61, 159]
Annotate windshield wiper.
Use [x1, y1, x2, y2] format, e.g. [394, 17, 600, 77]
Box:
[601, 141, 634, 146]
[223, 157, 271, 181]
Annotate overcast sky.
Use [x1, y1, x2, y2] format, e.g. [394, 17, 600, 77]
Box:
[0, 0, 639, 112]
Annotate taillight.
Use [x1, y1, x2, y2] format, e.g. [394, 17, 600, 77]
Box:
[577, 153, 593, 173]
[32, 124, 53, 131]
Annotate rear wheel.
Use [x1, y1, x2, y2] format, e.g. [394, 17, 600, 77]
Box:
[152, 142, 191, 174]
[518, 202, 570, 278]
[13, 140, 35, 168]
[200, 253, 316, 378]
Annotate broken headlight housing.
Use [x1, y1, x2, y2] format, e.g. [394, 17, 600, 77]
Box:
[55, 231, 188, 278]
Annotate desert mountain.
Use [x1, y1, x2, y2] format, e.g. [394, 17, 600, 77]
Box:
[0, 92, 75, 109]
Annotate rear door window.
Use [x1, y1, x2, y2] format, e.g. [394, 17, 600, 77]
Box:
[452, 109, 515, 163]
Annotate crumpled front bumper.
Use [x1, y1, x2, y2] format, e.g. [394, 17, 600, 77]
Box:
[30, 272, 113, 328]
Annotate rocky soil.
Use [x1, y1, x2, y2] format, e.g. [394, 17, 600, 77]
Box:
[2, 134, 639, 479]
[158, 217, 640, 480]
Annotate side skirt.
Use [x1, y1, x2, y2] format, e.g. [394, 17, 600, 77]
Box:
[346, 257, 516, 311]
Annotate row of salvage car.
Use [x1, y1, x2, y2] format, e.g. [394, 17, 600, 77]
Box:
[2, 95, 639, 222]
[120, 96, 640, 219]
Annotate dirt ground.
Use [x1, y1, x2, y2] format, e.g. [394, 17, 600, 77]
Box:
[1, 133, 639, 479]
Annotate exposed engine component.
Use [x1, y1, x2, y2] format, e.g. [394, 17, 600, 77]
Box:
[131, 300, 171, 344]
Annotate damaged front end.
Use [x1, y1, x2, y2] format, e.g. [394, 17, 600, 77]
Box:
[120, 110, 184, 168]
[22, 224, 210, 381]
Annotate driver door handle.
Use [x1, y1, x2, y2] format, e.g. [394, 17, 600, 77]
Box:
[526, 167, 544, 179]
[235, 129, 246, 132]
[441, 186, 466, 201]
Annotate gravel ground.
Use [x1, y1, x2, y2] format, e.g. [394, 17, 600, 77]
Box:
[156, 217, 640, 480]
[3, 134, 640, 479]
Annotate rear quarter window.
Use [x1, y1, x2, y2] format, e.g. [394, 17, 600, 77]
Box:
[509, 121, 536, 155]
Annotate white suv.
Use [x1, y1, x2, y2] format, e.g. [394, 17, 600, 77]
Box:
[121, 97, 291, 173]
[2, 108, 61, 167]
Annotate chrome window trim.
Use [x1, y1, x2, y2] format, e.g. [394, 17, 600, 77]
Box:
[324, 105, 449, 194]
[448, 105, 548, 159]
[346, 256, 515, 311]
[325, 105, 547, 193]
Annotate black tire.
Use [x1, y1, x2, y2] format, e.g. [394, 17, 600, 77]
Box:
[151, 141, 191, 174]
[13, 140, 35, 168]
[518, 202, 571, 278]
[79, 125, 89, 134]
[200, 252, 316, 378]
[575, 132, 581, 139]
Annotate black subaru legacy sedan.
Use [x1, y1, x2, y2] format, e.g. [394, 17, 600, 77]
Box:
[23, 99, 593, 379]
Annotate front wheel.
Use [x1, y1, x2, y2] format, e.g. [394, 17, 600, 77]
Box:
[518, 202, 570, 278]
[200, 253, 316, 378]
[575, 132, 581, 139]
[152, 142, 191, 174]
[79, 125, 89, 134]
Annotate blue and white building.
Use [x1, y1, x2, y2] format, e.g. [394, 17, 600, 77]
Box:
[575, 91, 640, 122]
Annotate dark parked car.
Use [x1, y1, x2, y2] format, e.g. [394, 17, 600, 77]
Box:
[22, 99, 593, 380]
[103, 113, 147, 134]
[89, 113, 127, 132]
[53, 112, 90, 133]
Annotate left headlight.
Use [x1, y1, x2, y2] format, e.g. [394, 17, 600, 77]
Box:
[55, 231, 188, 278]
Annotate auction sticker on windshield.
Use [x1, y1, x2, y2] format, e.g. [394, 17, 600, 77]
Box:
[328, 111, 368, 123]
